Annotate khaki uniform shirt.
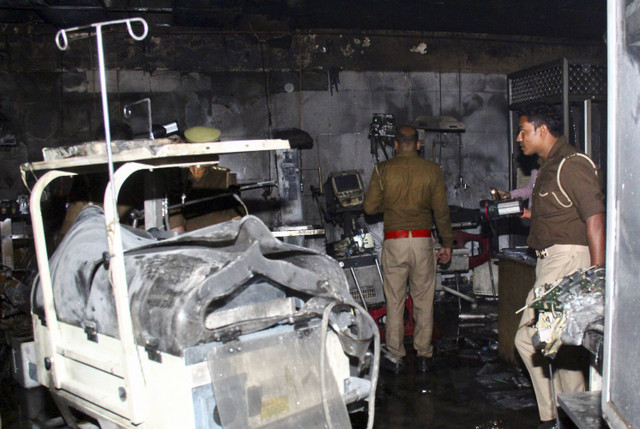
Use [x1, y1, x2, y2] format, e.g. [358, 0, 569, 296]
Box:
[363, 151, 454, 249]
[528, 136, 605, 250]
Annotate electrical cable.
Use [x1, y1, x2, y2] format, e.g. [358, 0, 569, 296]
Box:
[232, 193, 249, 216]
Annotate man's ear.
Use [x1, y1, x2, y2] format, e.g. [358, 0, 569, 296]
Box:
[417, 140, 421, 151]
[538, 124, 549, 137]
[394, 141, 399, 151]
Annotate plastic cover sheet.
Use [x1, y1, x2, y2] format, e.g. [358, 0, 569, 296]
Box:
[208, 325, 350, 429]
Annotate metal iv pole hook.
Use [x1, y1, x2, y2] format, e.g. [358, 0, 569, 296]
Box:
[55, 18, 148, 51]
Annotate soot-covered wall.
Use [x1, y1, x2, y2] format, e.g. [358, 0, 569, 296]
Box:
[0, 24, 605, 239]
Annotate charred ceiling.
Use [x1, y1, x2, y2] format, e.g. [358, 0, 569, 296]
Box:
[1, 0, 606, 41]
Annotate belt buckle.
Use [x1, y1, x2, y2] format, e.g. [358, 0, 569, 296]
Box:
[536, 248, 548, 259]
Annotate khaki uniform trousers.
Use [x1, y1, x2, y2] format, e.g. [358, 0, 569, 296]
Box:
[381, 236, 436, 359]
[514, 244, 590, 421]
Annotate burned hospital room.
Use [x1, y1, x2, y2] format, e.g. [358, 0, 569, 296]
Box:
[2, 1, 640, 428]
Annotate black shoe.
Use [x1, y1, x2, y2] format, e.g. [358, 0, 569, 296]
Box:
[538, 420, 558, 429]
[417, 356, 431, 373]
[380, 355, 405, 374]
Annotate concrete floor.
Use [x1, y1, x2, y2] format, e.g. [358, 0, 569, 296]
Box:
[350, 295, 544, 429]
[0, 294, 572, 429]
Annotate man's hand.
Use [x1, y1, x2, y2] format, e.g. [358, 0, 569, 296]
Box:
[497, 189, 511, 200]
[521, 208, 531, 219]
[437, 247, 452, 265]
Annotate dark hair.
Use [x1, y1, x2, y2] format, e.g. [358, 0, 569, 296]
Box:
[396, 125, 418, 149]
[518, 104, 562, 137]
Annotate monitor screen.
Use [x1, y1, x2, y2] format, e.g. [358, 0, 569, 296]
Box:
[333, 173, 361, 193]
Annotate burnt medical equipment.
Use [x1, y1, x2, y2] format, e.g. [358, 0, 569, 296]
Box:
[0, 195, 29, 221]
[328, 170, 365, 210]
[519, 266, 605, 359]
[449, 205, 482, 230]
[368, 114, 396, 162]
[323, 170, 371, 248]
[24, 137, 380, 429]
[22, 18, 380, 429]
[318, 170, 381, 309]
[323, 171, 364, 226]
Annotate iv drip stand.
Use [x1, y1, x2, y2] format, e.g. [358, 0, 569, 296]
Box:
[54, 18, 149, 424]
